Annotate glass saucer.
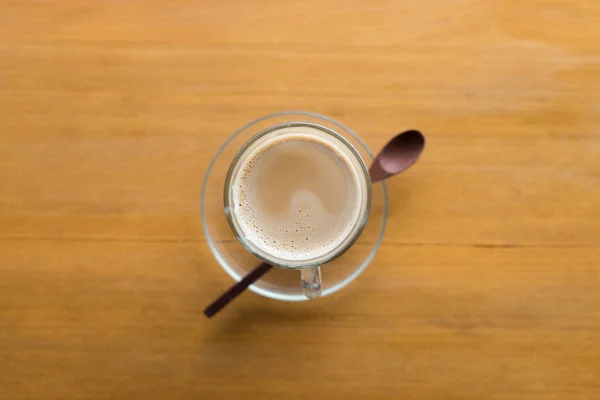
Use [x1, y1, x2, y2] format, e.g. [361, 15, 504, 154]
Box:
[201, 111, 388, 301]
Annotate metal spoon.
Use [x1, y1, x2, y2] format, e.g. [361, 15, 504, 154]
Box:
[204, 129, 425, 317]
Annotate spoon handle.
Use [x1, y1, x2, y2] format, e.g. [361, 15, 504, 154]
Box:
[203, 262, 273, 318]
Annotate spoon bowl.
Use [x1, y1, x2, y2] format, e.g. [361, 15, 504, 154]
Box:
[369, 130, 425, 182]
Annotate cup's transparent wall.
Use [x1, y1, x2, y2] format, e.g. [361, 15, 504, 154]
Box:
[201, 111, 387, 301]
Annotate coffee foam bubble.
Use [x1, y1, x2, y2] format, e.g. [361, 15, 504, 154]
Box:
[230, 128, 366, 263]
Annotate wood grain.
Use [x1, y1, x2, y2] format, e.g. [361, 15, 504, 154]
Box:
[1, 1, 599, 399]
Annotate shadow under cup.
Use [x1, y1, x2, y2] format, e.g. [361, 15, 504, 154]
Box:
[201, 111, 388, 301]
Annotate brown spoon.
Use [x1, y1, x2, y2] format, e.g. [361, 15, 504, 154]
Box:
[204, 129, 425, 318]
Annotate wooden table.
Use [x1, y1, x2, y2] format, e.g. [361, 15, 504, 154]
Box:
[1, 1, 599, 399]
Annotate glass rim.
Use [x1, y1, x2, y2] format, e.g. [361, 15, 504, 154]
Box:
[223, 121, 372, 270]
[201, 110, 388, 301]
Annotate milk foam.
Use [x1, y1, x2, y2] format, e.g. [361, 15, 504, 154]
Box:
[230, 128, 367, 262]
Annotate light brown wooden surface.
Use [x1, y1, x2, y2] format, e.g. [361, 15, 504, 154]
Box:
[1, 1, 600, 399]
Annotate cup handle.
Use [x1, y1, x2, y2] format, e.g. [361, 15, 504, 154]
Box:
[301, 266, 322, 299]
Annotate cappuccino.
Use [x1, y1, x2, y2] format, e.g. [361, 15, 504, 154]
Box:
[226, 124, 370, 266]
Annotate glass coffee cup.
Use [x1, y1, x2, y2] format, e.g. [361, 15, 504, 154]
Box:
[201, 111, 388, 301]
[223, 122, 372, 298]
